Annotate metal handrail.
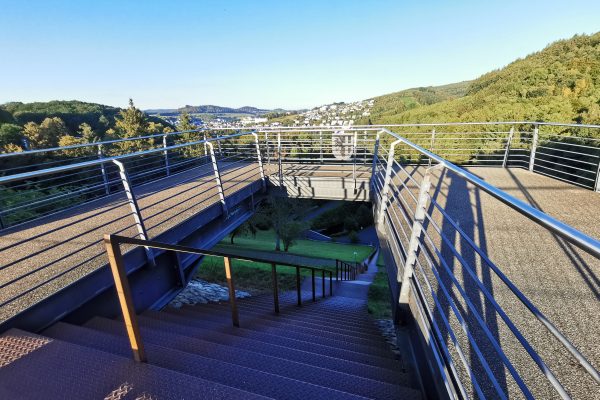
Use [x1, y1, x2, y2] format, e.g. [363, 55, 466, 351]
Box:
[0, 131, 255, 185]
[376, 128, 600, 392]
[103, 234, 335, 362]
[380, 128, 600, 259]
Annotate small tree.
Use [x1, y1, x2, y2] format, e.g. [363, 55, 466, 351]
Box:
[257, 196, 309, 251]
[0, 124, 22, 148]
[229, 219, 258, 244]
[115, 98, 147, 138]
[279, 221, 308, 252]
[78, 123, 99, 143]
[23, 117, 67, 149]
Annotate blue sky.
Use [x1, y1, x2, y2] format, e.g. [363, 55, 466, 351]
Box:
[1, 0, 599, 110]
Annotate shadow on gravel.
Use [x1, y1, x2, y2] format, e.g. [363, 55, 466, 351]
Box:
[506, 169, 599, 300]
[427, 169, 508, 398]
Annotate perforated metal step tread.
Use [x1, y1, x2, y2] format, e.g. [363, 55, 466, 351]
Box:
[45, 322, 420, 399]
[0, 329, 269, 400]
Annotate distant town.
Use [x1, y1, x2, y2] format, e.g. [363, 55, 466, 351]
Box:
[146, 99, 374, 130]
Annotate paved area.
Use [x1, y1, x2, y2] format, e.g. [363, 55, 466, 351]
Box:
[0, 161, 262, 324]
[384, 166, 600, 399]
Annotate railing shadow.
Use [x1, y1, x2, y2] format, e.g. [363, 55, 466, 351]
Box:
[506, 169, 600, 299]
[431, 169, 507, 397]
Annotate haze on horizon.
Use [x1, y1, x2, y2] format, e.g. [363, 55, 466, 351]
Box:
[1, 0, 600, 110]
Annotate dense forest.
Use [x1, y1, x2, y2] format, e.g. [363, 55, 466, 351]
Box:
[0, 100, 174, 153]
[357, 33, 600, 127]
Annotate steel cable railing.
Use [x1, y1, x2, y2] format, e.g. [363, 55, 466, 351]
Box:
[0, 130, 265, 326]
[372, 127, 600, 399]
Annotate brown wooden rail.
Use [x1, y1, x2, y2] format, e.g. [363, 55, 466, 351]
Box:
[103, 234, 334, 362]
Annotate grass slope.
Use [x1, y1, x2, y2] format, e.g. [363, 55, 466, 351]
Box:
[196, 229, 373, 293]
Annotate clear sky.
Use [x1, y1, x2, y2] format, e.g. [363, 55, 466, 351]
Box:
[1, 0, 599, 110]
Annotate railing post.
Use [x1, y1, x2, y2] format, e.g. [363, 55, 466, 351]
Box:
[352, 130, 358, 189]
[271, 263, 279, 313]
[277, 132, 283, 186]
[503, 127, 515, 168]
[329, 271, 333, 295]
[529, 124, 539, 172]
[97, 144, 110, 195]
[265, 132, 271, 164]
[398, 164, 441, 305]
[296, 266, 301, 306]
[203, 132, 208, 156]
[216, 133, 223, 156]
[363, 130, 367, 165]
[319, 131, 323, 164]
[162, 134, 170, 176]
[322, 270, 325, 298]
[311, 269, 316, 302]
[595, 161, 600, 193]
[335, 259, 339, 281]
[377, 139, 402, 225]
[223, 256, 240, 327]
[371, 131, 380, 191]
[112, 160, 155, 267]
[251, 133, 266, 191]
[103, 235, 147, 363]
[428, 129, 436, 166]
[206, 142, 228, 217]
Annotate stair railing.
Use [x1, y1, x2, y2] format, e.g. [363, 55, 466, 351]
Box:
[103, 234, 334, 363]
[335, 259, 362, 281]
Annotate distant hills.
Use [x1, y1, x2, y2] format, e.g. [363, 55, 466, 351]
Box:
[145, 105, 288, 116]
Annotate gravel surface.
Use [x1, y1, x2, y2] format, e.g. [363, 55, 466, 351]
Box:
[383, 165, 600, 399]
[0, 161, 260, 324]
[169, 279, 250, 308]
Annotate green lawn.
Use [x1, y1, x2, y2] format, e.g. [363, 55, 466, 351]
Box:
[195, 255, 299, 294]
[217, 229, 374, 262]
[196, 229, 373, 293]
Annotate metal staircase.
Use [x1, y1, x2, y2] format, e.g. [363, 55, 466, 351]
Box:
[0, 289, 423, 399]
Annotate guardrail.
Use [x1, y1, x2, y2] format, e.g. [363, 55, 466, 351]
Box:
[103, 234, 334, 362]
[0, 130, 265, 326]
[371, 128, 600, 399]
[2, 121, 600, 398]
[335, 259, 363, 281]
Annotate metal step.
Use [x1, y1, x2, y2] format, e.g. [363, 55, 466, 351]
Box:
[142, 309, 395, 358]
[192, 294, 380, 330]
[0, 328, 269, 400]
[173, 303, 386, 342]
[88, 316, 404, 370]
[42, 322, 378, 400]
[165, 306, 390, 348]
[46, 322, 420, 399]
[83, 315, 404, 383]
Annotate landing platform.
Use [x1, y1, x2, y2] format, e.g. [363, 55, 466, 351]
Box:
[388, 165, 600, 398]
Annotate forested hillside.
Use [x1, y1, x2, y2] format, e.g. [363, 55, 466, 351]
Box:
[360, 81, 470, 123]
[362, 33, 600, 126]
[0, 100, 174, 152]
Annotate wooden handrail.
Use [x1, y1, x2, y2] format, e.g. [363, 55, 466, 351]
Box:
[103, 234, 335, 362]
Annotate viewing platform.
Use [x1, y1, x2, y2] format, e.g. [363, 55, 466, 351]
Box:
[0, 123, 598, 399]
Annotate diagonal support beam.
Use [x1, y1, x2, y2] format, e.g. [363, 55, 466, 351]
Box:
[251, 133, 266, 191]
[377, 137, 402, 225]
[112, 160, 155, 267]
[398, 163, 443, 304]
[206, 141, 228, 217]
